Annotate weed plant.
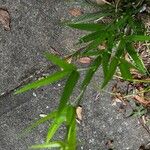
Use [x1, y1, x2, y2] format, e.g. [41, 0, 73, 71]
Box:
[15, 0, 150, 149]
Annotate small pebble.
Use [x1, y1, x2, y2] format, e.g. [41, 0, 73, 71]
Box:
[58, 83, 61, 87]
[39, 114, 47, 118]
[33, 92, 37, 97]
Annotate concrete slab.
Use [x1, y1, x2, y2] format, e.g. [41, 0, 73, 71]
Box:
[0, 0, 150, 150]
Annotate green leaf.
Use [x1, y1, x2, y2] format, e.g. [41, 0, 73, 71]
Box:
[115, 15, 128, 29]
[67, 23, 105, 31]
[46, 112, 66, 143]
[66, 105, 76, 125]
[119, 59, 133, 80]
[128, 17, 145, 35]
[81, 55, 102, 90]
[106, 32, 115, 52]
[102, 51, 111, 78]
[67, 113, 76, 150]
[87, 34, 107, 50]
[15, 70, 70, 94]
[87, 38, 102, 50]
[126, 43, 147, 74]
[81, 49, 102, 57]
[115, 39, 126, 57]
[102, 57, 118, 88]
[44, 52, 76, 70]
[80, 31, 102, 43]
[19, 111, 57, 137]
[126, 35, 150, 42]
[119, 58, 136, 69]
[58, 71, 79, 114]
[71, 12, 111, 23]
[30, 141, 64, 149]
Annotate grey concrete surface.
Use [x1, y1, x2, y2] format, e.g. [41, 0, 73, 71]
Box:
[0, 0, 150, 150]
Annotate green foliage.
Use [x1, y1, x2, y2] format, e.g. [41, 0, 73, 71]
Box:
[68, 23, 105, 31]
[44, 52, 76, 71]
[126, 43, 147, 74]
[15, 70, 70, 94]
[70, 11, 112, 23]
[57, 70, 79, 114]
[102, 57, 119, 88]
[15, 0, 150, 149]
[81, 55, 102, 90]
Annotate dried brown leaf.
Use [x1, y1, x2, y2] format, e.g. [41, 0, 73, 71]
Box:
[76, 106, 82, 122]
[133, 95, 150, 106]
[68, 8, 82, 17]
[78, 57, 91, 64]
[0, 8, 11, 31]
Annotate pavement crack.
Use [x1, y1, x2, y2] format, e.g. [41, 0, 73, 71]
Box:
[0, 64, 57, 98]
[0, 46, 85, 98]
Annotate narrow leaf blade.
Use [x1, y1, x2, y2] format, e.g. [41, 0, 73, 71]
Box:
[119, 60, 133, 80]
[46, 114, 66, 143]
[58, 71, 79, 114]
[71, 12, 111, 23]
[102, 57, 118, 88]
[115, 39, 126, 57]
[67, 111, 76, 150]
[102, 51, 111, 78]
[126, 43, 147, 74]
[15, 70, 70, 94]
[80, 31, 102, 43]
[66, 105, 75, 125]
[68, 23, 105, 31]
[126, 35, 150, 42]
[81, 55, 102, 89]
[87, 34, 107, 50]
[45, 52, 76, 70]
[128, 17, 145, 35]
